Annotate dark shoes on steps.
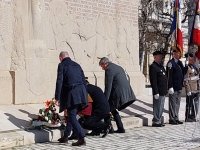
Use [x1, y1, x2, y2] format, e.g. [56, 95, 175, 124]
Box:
[114, 128, 125, 133]
[169, 120, 183, 125]
[57, 136, 68, 143]
[102, 124, 112, 138]
[185, 118, 196, 122]
[152, 123, 165, 127]
[72, 138, 86, 146]
[58, 136, 86, 146]
[86, 131, 100, 136]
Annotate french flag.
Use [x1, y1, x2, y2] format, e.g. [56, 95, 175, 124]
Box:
[192, 0, 200, 45]
[170, 0, 183, 56]
[191, 0, 200, 60]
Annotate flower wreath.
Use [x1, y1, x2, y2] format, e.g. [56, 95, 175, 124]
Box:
[32, 98, 61, 128]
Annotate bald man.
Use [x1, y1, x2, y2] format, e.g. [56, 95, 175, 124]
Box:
[55, 51, 88, 146]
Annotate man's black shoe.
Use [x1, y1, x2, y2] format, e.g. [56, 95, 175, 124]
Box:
[57, 136, 68, 143]
[176, 120, 183, 124]
[114, 129, 125, 133]
[152, 123, 162, 127]
[86, 131, 100, 136]
[161, 124, 165, 127]
[169, 120, 178, 125]
[109, 125, 114, 134]
[185, 118, 196, 122]
[102, 125, 111, 138]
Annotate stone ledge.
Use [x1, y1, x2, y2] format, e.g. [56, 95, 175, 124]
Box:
[0, 132, 23, 149]
[0, 116, 141, 149]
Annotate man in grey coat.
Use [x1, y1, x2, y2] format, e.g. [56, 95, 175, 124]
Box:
[99, 57, 136, 133]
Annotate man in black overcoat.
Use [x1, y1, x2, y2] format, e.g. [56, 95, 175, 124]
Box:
[55, 51, 88, 146]
[149, 51, 167, 127]
[166, 50, 184, 125]
[99, 57, 136, 133]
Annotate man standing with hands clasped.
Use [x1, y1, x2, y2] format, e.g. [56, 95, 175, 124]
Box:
[166, 50, 184, 125]
[149, 51, 167, 127]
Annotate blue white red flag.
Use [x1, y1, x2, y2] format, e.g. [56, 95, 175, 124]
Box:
[192, 0, 200, 45]
[170, 0, 183, 56]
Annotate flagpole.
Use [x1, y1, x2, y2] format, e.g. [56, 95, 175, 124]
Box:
[175, 0, 178, 51]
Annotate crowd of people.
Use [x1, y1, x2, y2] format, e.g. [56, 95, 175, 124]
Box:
[149, 50, 199, 127]
[53, 50, 199, 147]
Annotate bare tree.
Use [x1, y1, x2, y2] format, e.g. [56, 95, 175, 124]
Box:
[139, 0, 196, 80]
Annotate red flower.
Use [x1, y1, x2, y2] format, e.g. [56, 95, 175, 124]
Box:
[37, 116, 43, 121]
[45, 108, 49, 112]
[45, 101, 51, 107]
[51, 121, 55, 125]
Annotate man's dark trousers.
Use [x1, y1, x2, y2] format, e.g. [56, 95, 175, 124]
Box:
[64, 105, 85, 139]
[169, 90, 181, 122]
[80, 114, 111, 132]
[185, 93, 199, 120]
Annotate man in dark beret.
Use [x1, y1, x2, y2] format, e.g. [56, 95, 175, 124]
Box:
[149, 51, 167, 127]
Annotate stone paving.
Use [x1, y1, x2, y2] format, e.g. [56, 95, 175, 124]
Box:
[4, 122, 200, 150]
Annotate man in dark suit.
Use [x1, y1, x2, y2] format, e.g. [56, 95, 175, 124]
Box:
[149, 51, 167, 127]
[80, 80, 112, 138]
[99, 57, 136, 133]
[55, 51, 88, 146]
[166, 50, 184, 125]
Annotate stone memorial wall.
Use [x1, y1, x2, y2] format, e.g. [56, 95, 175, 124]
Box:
[0, 0, 144, 104]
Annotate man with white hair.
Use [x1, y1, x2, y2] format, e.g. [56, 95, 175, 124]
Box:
[99, 57, 136, 133]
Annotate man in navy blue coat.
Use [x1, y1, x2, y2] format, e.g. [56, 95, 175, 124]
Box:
[166, 50, 184, 125]
[55, 51, 88, 146]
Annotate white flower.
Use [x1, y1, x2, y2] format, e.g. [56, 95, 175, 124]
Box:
[45, 116, 49, 121]
[192, 69, 195, 73]
[48, 120, 52, 124]
[42, 111, 45, 115]
[49, 110, 52, 114]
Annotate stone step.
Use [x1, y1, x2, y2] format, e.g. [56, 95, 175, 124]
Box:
[0, 116, 141, 149]
[0, 132, 23, 149]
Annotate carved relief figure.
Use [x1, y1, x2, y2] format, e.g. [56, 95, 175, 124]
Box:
[95, 13, 106, 60]
[79, 17, 97, 64]
[10, 1, 25, 71]
[0, 1, 14, 70]
[105, 16, 117, 62]
[27, 0, 50, 95]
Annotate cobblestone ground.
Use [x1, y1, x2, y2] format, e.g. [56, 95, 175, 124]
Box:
[5, 122, 200, 150]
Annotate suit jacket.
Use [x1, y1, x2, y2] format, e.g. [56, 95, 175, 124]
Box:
[54, 57, 88, 113]
[87, 84, 110, 116]
[104, 63, 136, 111]
[149, 61, 167, 96]
[166, 58, 184, 91]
